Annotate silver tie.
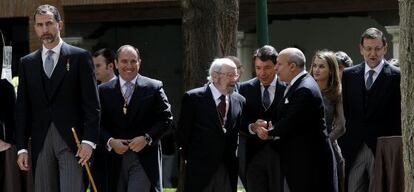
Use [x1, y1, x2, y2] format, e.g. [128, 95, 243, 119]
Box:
[366, 70, 375, 90]
[44, 50, 54, 78]
[124, 81, 134, 104]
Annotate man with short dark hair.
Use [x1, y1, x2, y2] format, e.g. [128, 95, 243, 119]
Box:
[239, 45, 285, 192]
[93, 48, 117, 83]
[339, 27, 401, 192]
[16, 4, 100, 191]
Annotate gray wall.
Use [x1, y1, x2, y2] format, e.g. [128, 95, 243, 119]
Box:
[268, 16, 394, 69]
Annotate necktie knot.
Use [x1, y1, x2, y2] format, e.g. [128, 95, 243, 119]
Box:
[366, 70, 375, 90]
[263, 85, 271, 109]
[44, 50, 55, 78]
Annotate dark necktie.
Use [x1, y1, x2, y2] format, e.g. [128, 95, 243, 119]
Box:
[44, 50, 54, 78]
[218, 95, 226, 121]
[366, 70, 375, 90]
[262, 85, 271, 109]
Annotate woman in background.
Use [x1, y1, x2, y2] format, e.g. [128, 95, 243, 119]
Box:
[310, 50, 346, 192]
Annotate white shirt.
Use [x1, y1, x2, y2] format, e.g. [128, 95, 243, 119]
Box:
[41, 38, 63, 75]
[364, 59, 385, 85]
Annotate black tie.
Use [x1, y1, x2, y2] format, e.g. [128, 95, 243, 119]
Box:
[263, 85, 271, 109]
[218, 95, 226, 121]
[366, 70, 375, 90]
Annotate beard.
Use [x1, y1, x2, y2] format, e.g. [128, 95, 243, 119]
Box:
[226, 85, 235, 94]
[41, 34, 56, 44]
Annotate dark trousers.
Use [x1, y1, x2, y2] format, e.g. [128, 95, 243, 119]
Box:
[203, 163, 233, 192]
[246, 145, 282, 192]
[91, 147, 109, 192]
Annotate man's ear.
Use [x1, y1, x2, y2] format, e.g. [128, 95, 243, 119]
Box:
[58, 20, 64, 31]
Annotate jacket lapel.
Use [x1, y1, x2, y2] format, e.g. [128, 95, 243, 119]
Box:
[204, 85, 223, 133]
[49, 43, 69, 100]
[127, 75, 146, 124]
[32, 49, 49, 105]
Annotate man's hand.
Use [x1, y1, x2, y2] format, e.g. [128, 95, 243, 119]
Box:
[76, 143, 93, 166]
[110, 139, 129, 155]
[17, 152, 30, 171]
[252, 119, 269, 140]
[128, 136, 147, 152]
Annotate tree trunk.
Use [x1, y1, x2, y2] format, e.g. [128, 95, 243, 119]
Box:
[181, 0, 239, 90]
[399, 0, 414, 190]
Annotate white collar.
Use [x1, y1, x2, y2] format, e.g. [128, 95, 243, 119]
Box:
[119, 75, 138, 87]
[364, 59, 385, 75]
[209, 83, 226, 100]
[288, 70, 307, 86]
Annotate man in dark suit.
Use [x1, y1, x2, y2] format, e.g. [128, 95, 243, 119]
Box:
[239, 45, 285, 192]
[266, 47, 337, 192]
[15, 4, 100, 192]
[177, 58, 245, 192]
[99, 45, 173, 192]
[339, 28, 401, 192]
[91, 47, 117, 192]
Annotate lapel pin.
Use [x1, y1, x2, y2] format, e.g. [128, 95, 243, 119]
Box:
[66, 59, 70, 71]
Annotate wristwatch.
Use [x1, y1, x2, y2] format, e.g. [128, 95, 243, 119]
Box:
[144, 133, 153, 146]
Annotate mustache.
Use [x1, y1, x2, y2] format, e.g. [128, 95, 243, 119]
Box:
[41, 34, 53, 38]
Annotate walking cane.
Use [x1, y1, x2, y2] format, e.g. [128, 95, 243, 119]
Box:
[71, 128, 98, 192]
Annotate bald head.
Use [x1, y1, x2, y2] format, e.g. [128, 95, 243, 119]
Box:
[276, 48, 306, 82]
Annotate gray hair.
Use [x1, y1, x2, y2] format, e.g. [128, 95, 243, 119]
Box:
[207, 58, 235, 82]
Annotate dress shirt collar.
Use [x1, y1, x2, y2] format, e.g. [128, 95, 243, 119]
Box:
[209, 83, 224, 101]
[364, 59, 385, 76]
[288, 70, 307, 86]
[119, 75, 138, 88]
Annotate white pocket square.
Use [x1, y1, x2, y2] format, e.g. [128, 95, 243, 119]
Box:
[284, 98, 289, 104]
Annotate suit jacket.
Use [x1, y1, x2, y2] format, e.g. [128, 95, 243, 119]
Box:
[177, 84, 245, 192]
[238, 77, 285, 164]
[99, 75, 173, 191]
[0, 79, 15, 144]
[339, 62, 401, 173]
[269, 73, 337, 192]
[15, 42, 100, 169]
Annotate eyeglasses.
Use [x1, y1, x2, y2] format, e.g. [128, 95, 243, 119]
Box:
[362, 46, 384, 53]
[216, 71, 240, 79]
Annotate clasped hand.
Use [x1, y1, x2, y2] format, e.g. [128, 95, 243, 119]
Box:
[252, 119, 273, 140]
[110, 136, 147, 155]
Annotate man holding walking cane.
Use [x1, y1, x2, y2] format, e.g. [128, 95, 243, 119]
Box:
[15, 4, 100, 192]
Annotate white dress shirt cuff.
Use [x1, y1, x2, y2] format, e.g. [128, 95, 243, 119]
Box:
[81, 140, 96, 149]
[248, 123, 256, 135]
[106, 138, 113, 151]
[17, 149, 28, 155]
